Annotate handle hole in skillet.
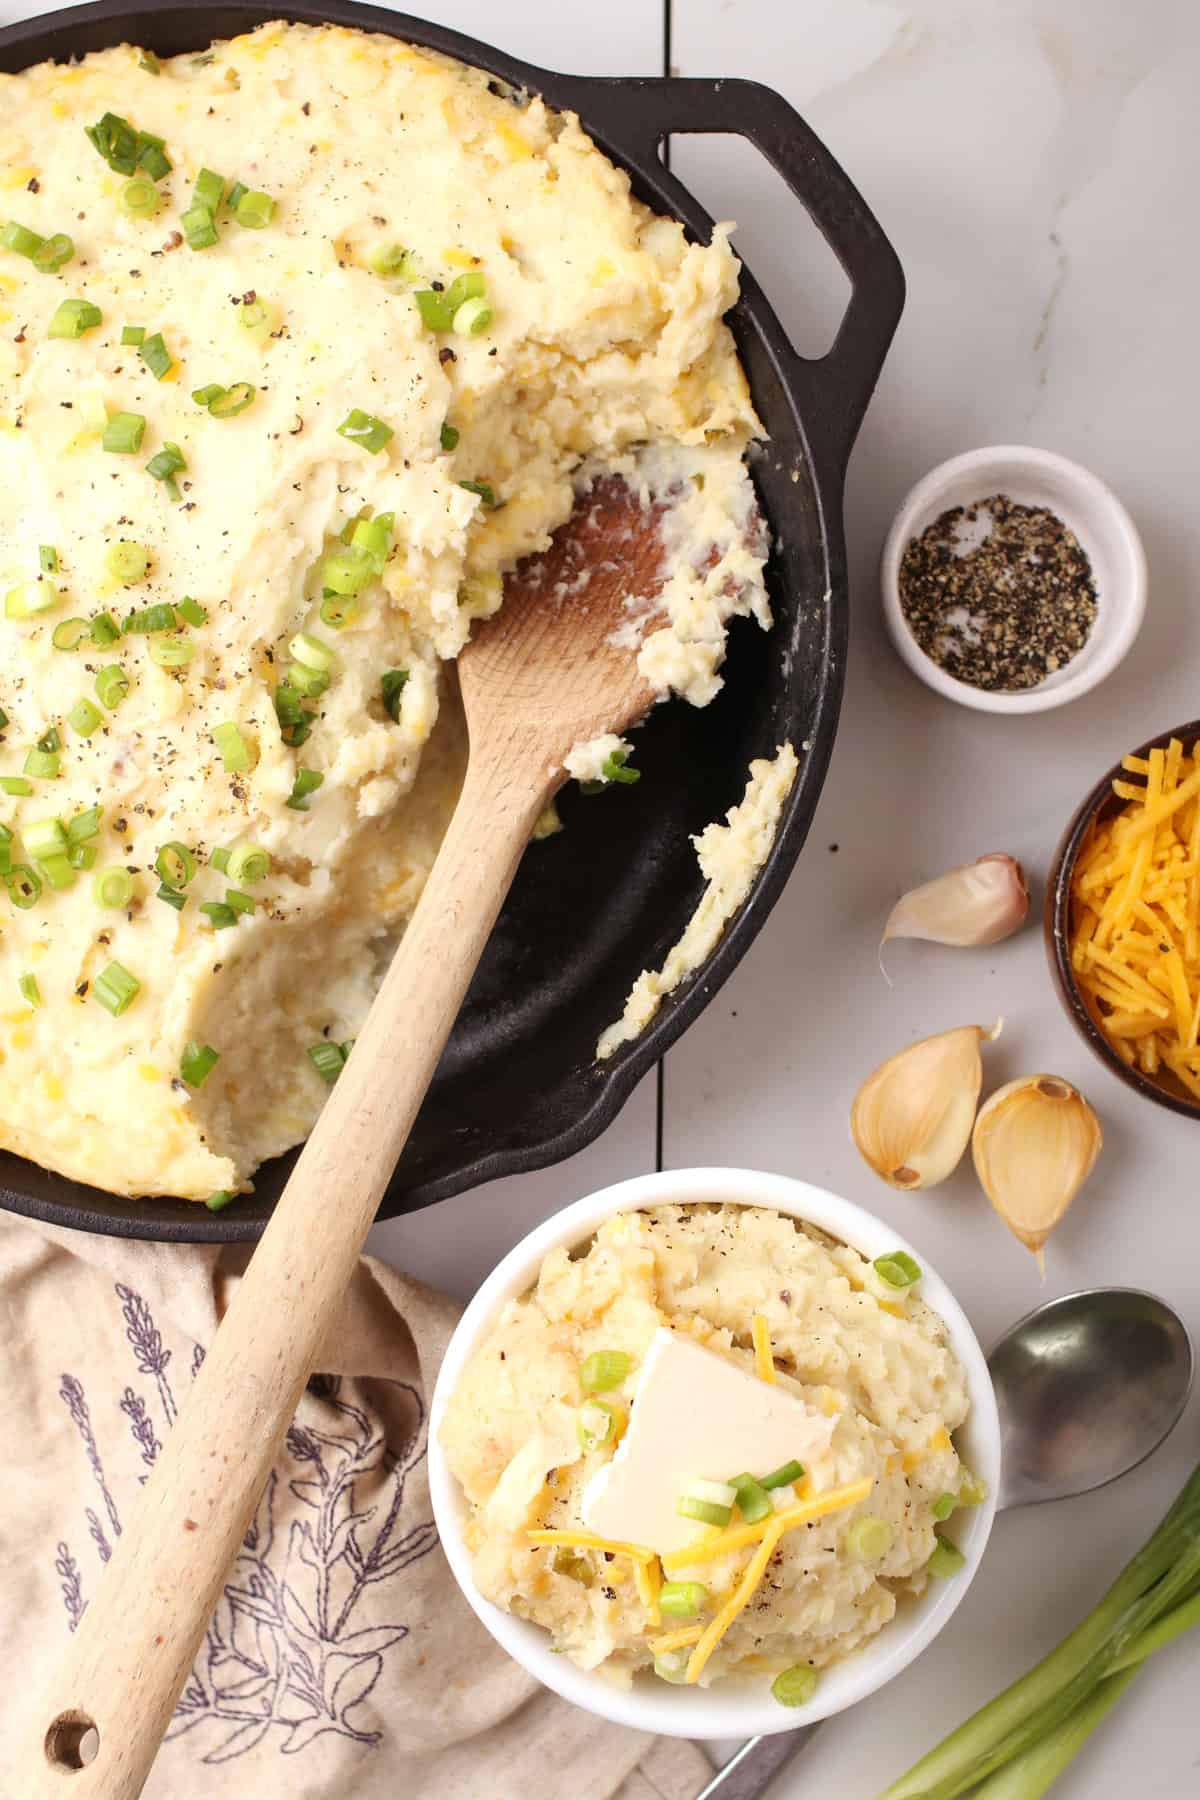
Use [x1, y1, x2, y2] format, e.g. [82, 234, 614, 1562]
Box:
[666, 133, 852, 359]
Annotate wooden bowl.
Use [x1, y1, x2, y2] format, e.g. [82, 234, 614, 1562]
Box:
[1046, 719, 1200, 1118]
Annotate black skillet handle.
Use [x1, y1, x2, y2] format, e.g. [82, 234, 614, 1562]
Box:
[565, 76, 905, 487]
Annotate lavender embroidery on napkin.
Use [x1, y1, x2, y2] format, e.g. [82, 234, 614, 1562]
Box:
[52, 1279, 437, 1765]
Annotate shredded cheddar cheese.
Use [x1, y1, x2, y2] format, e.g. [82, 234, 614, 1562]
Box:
[1071, 738, 1200, 1090]
[686, 1520, 786, 1683]
[650, 1624, 704, 1655]
[527, 1528, 657, 1565]
[661, 1477, 873, 1574]
[751, 1313, 776, 1383]
[633, 1554, 662, 1626]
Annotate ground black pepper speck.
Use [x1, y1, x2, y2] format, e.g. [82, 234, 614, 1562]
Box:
[898, 493, 1098, 692]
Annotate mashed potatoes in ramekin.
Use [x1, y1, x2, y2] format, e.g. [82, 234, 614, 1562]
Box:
[0, 23, 773, 1201]
[439, 1203, 982, 1698]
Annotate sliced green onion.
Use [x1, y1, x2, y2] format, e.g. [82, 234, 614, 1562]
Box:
[350, 514, 392, 571]
[369, 242, 414, 278]
[102, 412, 146, 454]
[173, 596, 205, 628]
[238, 297, 277, 336]
[730, 1472, 772, 1525]
[146, 440, 186, 500]
[6, 579, 59, 619]
[760, 1459, 806, 1491]
[48, 298, 102, 340]
[181, 1041, 219, 1087]
[579, 1349, 631, 1393]
[192, 168, 225, 214]
[68, 697, 102, 737]
[212, 721, 252, 773]
[458, 479, 496, 508]
[95, 665, 131, 709]
[206, 1189, 237, 1212]
[68, 843, 96, 871]
[120, 176, 161, 219]
[321, 546, 374, 596]
[2, 219, 44, 258]
[287, 767, 323, 811]
[210, 381, 256, 419]
[121, 325, 145, 346]
[0, 708, 7, 735]
[5, 864, 42, 907]
[445, 272, 486, 311]
[51, 618, 91, 652]
[235, 189, 275, 229]
[209, 847, 231, 874]
[39, 545, 58, 574]
[199, 900, 237, 930]
[91, 611, 121, 646]
[337, 409, 393, 454]
[18, 972, 42, 1007]
[155, 881, 185, 910]
[381, 668, 408, 723]
[289, 630, 335, 673]
[659, 1581, 709, 1618]
[453, 296, 492, 336]
[874, 1251, 922, 1290]
[772, 1665, 819, 1708]
[440, 421, 459, 452]
[653, 1649, 690, 1685]
[319, 592, 360, 629]
[39, 728, 61, 752]
[23, 747, 61, 779]
[224, 843, 269, 885]
[414, 288, 453, 331]
[274, 683, 313, 746]
[25, 818, 67, 860]
[226, 180, 248, 211]
[958, 1470, 988, 1508]
[308, 1040, 346, 1083]
[68, 807, 102, 844]
[181, 204, 218, 251]
[139, 51, 161, 76]
[136, 134, 170, 182]
[191, 382, 224, 408]
[927, 1533, 967, 1579]
[38, 852, 74, 891]
[94, 866, 133, 909]
[585, 747, 640, 790]
[106, 541, 151, 584]
[287, 663, 329, 699]
[149, 634, 195, 668]
[123, 602, 174, 633]
[576, 1399, 622, 1452]
[677, 1495, 732, 1528]
[154, 842, 195, 888]
[93, 959, 139, 1015]
[0, 777, 33, 796]
[84, 112, 140, 176]
[225, 886, 254, 916]
[932, 1492, 958, 1523]
[847, 1516, 895, 1560]
[34, 233, 74, 273]
[138, 331, 173, 379]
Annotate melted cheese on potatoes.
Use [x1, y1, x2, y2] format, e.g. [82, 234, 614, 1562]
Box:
[0, 22, 767, 1200]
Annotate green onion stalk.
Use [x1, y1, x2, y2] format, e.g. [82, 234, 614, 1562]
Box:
[877, 1459, 1200, 1800]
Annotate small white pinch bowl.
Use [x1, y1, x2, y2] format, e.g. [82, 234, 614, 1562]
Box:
[428, 1167, 1001, 1738]
[881, 445, 1147, 715]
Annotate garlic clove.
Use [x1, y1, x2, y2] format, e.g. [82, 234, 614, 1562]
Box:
[882, 854, 1030, 953]
[972, 1074, 1102, 1264]
[851, 1023, 1000, 1190]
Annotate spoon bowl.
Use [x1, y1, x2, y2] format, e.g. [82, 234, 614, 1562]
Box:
[988, 1287, 1193, 1511]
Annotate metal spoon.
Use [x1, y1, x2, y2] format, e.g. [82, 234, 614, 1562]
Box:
[698, 1287, 1193, 1800]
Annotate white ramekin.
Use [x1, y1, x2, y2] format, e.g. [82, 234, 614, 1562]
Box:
[880, 445, 1147, 714]
[428, 1167, 1001, 1739]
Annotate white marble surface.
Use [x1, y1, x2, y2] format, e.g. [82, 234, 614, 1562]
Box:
[5, 0, 1198, 1794]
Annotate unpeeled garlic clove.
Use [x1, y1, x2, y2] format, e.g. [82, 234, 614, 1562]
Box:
[972, 1075, 1102, 1264]
[851, 1023, 1000, 1191]
[882, 855, 1030, 953]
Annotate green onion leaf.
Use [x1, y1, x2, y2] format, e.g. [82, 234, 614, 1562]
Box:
[90, 611, 122, 647]
[48, 298, 102, 339]
[225, 886, 254, 916]
[337, 409, 393, 454]
[154, 841, 196, 888]
[102, 411, 146, 454]
[33, 233, 74, 274]
[39, 545, 59, 573]
[135, 132, 170, 182]
[227, 181, 249, 212]
[932, 1492, 958, 1522]
[181, 1041, 219, 1087]
[307, 1040, 346, 1084]
[677, 1495, 733, 1528]
[93, 959, 140, 1015]
[67, 806, 102, 844]
[874, 1251, 922, 1290]
[2, 219, 44, 258]
[68, 842, 97, 871]
[381, 668, 408, 723]
[37, 851, 75, 890]
[206, 1189, 237, 1212]
[18, 972, 42, 1007]
[226, 843, 270, 884]
[453, 296, 492, 336]
[234, 190, 275, 229]
[286, 767, 324, 811]
[95, 664, 131, 709]
[121, 325, 145, 346]
[772, 1665, 819, 1708]
[576, 1398, 621, 1452]
[0, 777, 33, 796]
[369, 242, 415, 278]
[139, 52, 161, 76]
[68, 697, 102, 737]
[211, 721, 252, 773]
[653, 1649, 691, 1685]
[24, 817, 67, 861]
[138, 331, 173, 379]
[289, 631, 334, 673]
[210, 847, 231, 873]
[146, 440, 186, 499]
[440, 421, 459, 452]
[93, 866, 133, 909]
[659, 1581, 708, 1618]
[181, 204, 218, 251]
[191, 382, 224, 408]
[210, 381, 256, 418]
[5, 863, 42, 907]
[51, 618, 91, 652]
[579, 1350, 631, 1393]
[273, 684, 313, 746]
[106, 541, 151, 584]
[199, 900, 237, 930]
[927, 1533, 967, 1579]
[192, 168, 225, 214]
[23, 747, 61, 779]
[458, 479, 496, 508]
[120, 176, 161, 219]
[319, 592, 360, 629]
[760, 1459, 806, 1491]
[445, 272, 486, 311]
[84, 113, 140, 176]
[155, 881, 186, 910]
[175, 596, 206, 627]
[5, 579, 60, 619]
[285, 663, 329, 700]
[321, 546, 374, 596]
[148, 634, 195, 667]
[122, 601, 174, 633]
[729, 1472, 772, 1525]
[414, 288, 453, 331]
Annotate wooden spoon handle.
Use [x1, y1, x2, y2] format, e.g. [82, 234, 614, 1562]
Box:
[17, 738, 549, 1799]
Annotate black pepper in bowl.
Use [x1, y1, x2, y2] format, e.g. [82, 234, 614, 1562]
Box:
[898, 494, 1097, 692]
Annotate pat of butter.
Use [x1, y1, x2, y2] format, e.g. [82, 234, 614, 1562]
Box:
[582, 1327, 837, 1555]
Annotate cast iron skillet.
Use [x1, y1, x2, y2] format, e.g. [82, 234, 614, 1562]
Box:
[0, 1, 904, 1242]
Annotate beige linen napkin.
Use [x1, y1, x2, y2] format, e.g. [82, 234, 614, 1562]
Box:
[0, 1214, 714, 1800]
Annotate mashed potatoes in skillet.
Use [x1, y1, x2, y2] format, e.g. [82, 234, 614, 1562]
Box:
[0, 23, 772, 1200]
[440, 1205, 979, 1692]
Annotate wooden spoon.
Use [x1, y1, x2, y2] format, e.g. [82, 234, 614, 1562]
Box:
[18, 475, 671, 1798]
